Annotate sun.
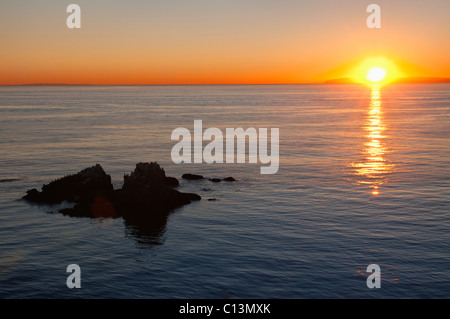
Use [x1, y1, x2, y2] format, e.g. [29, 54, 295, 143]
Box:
[348, 57, 403, 86]
[367, 67, 386, 83]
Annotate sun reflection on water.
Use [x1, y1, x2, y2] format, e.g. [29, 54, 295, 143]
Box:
[349, 85, 394, 195]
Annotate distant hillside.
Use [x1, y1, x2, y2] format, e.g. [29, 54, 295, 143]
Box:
[392, 77, 450, 84]
[19, 83, 92, 86]
[324, 77, 450, 84]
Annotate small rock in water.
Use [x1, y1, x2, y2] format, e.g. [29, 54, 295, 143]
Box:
[209, 178, 222, 183]
[223, 177, 236, 182]
[182, 173, 204, 180]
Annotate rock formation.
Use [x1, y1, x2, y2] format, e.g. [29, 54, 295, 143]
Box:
[23, 162, 200, 218]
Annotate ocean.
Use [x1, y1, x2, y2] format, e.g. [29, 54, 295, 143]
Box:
[0, 84, 449, 298]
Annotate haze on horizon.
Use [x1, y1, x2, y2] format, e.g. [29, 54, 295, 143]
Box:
[0, 0, 449, 85]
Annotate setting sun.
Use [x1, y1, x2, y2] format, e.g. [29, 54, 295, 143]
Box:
[367, 67, 386, 83]
[348, 57, 403, 86]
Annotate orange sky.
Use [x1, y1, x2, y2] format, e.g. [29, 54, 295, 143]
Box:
[0, 0, 449, 85]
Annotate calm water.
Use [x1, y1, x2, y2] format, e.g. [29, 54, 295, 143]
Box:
[0, 84, 449, 298]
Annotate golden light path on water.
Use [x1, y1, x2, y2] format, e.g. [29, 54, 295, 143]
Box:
[350, 85, 395, 195]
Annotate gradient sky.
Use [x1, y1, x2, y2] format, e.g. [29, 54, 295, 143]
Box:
[1, 0, 449, 85]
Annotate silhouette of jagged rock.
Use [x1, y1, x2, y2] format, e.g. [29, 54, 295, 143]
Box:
[122, 162, 168, 204]
[119, 162, 200, 215]
[223, 177, 236, 181]
[23, 164, 113, 204]
[23, 162, 200, 218]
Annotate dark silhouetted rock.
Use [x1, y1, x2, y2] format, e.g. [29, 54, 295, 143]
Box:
[223, 177, 236, 182]
[182, 173, 204, 180]
[23, 162, 200, 219]
[165, 176, 179, 187]
[208, 198, 218, 201]
[119, 163, 200, 215]
[209, 178, 221, 183]
[121, 162, 168, 208]
[23, 164, 113, 204]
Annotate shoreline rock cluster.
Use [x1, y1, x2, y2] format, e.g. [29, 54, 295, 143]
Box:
[23, 163, 201, 218]
[23, 163, 238, 220]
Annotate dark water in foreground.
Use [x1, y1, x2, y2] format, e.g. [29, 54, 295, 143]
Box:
[0, 84, 449, 298]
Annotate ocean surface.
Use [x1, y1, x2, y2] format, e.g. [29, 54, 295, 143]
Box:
[0, 84, 449, 298]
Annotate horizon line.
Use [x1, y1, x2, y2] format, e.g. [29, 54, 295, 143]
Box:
[2, 77, 450, 87]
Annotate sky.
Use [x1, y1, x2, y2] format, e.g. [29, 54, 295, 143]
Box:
[0, 0, 449, 85]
